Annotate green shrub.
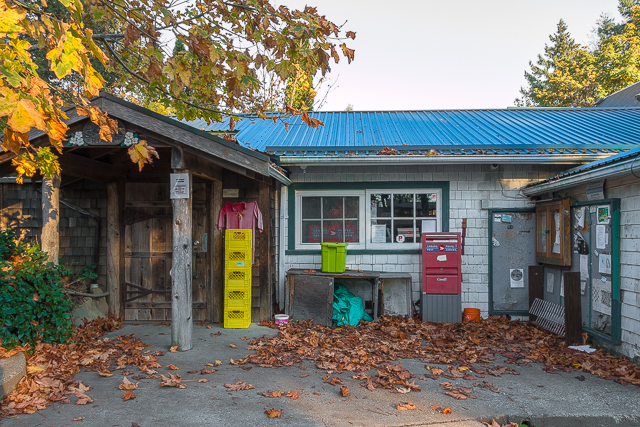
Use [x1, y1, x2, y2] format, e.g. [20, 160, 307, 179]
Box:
[0, 230, 74, 349]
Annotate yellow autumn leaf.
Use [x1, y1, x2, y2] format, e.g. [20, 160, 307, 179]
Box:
[0, 0, 26, 37]
[8, 99, 46, 133]
[128, 140, 159, 171]
[27, 365, 45, 374]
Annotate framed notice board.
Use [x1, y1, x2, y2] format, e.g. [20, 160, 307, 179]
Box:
[536, 198, 571, 267]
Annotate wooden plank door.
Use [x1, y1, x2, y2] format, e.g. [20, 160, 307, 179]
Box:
[123, 182, 209, 321]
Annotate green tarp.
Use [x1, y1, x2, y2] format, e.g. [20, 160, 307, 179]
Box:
[332, 283, 373, 327]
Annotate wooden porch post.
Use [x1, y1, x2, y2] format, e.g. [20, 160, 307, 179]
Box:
[41, 174, 60, 264]
[170, 153, 193, 350]
[106, 182, 122, 317]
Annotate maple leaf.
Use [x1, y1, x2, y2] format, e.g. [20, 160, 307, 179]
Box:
[72, 417, 85, 422]
[224, 381, 255, 391]
[166, 364, 180, 370]
[340, 386, 350, 397]
[228, 343, 237, 349]
[395, 402, 416, 411]
[128, 140, 159, 172]
[259, 390, 284, 398]
[122, 390, 136, 401]
[97, 370, 113, 377]
[264, 409, 283, 418]
[442, 408, 452, 414]
[118, 377, 138, 390]
[286, 391, 299, 399]
[197, 379, 208, 383]
[200, 368, 216, 375]
[160, 373, 186, 389]
[74, 392, 93, 405]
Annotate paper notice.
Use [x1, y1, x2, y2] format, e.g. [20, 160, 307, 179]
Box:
[597, 205, 610, 224]
[560, 275, 564, 298]
[546, 272, 555, 294]
[599, 254, 612, 275]
[576, 207, 586, 228]
[552, 212, 561, 254]
[580, 254, 589, 280]
[371, 224, 387, 243]
[510, 269, 524, 288]
[592, 279, 612, 316]
[581, 281, 586, 295]
[436, 255, 447, 262]
[596, 225, 606, 250]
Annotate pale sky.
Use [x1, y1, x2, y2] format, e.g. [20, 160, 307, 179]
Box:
[282, 0, 622, 111]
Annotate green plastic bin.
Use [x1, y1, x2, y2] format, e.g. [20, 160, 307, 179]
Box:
[321, 243, 347, 273]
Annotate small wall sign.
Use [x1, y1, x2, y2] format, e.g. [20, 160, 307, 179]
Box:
[223, 189, 240, 198]
[170, 173, 190, 199]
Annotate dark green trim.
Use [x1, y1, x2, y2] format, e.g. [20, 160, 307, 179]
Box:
[488, 208, 536, 316]
[286, 249, 422, 256]
[572, 198, 622, 344]
[287, 181, 450, 251]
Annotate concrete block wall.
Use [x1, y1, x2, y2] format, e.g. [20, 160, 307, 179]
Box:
[0, 180, 108, 289]
[282, 163, 568, 317]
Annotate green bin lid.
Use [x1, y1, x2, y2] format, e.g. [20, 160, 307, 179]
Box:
[321, 243, 348, 248]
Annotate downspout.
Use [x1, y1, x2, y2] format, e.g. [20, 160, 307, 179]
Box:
[279, 185, 287, 311]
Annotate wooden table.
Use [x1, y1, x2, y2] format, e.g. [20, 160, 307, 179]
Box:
[286, 269, 381, 326]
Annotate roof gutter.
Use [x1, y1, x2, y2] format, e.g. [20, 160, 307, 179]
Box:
[522, 157, 640, 196]
[269, 165, 292, 186]
[277, 154, 611, 167]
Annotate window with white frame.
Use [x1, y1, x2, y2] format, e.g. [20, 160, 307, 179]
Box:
[295, 188, 442, 250]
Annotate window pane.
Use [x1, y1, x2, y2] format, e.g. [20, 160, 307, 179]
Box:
[371, 220, 391, 243]
[371, 194, 391, 218]
[416, 193, 437, 217]
[323, 197, 343, 219]
[302, 197, 321, 220]
[345, 197, 359, 219]
[345, 220, 359, 243]
[394, 194, 414, 218]
[324, 220, 343, 242]
[394, 219, 415, 243]
[302, 220, 321, 243]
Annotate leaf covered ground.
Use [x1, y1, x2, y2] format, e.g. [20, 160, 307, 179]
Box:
[1, 314, 639, 422]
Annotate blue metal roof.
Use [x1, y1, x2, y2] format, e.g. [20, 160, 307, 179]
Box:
[179, 108, 640, 155]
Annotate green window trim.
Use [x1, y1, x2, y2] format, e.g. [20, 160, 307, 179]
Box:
[288, 181, 450, 252]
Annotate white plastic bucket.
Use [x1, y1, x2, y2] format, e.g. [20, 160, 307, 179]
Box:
[274, 314, 289, 326]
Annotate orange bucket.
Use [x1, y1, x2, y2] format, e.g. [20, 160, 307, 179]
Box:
[463, 308, 481, 322]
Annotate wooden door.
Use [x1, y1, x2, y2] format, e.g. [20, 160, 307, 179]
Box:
[123, 182, 209, 321]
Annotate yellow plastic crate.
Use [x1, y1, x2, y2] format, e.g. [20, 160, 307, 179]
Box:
[224, 296, 251, 310]
[224, 269, 251, 289]
[225, 229, 252, 250]
[224, 308, 251, 329]
[225, 249, 251, 268]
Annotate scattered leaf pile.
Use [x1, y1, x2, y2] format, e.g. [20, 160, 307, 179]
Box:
[238, 316, 640, 389]
[0, 316, 151, 416]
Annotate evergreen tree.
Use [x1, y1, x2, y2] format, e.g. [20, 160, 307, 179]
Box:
[515, 20, 591, 107]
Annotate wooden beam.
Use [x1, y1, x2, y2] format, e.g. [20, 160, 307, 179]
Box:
[106, 182, 122, 317]
[212, 180, 223, 323]
[171, 169, 193, 351]
[564, 271, 582, 346]
[171, 147, 223, 182]
[41, 174, 61, 264]
[258, 182, 271, 322]
[117, 182, 126, 317]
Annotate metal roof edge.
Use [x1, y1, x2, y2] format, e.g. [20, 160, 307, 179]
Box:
[522, 157, 640, 196]
[278, 153, 610, 166]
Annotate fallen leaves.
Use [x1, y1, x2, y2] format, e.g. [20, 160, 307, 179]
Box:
[72, 417, 85, 421]
[160, 373, 186, 389]
[340, 386, 350, 397]
[166, 364, 180, 370]
[0, 316, 147, 417]
[228, 343, 237, 349]
[122, 390, 136, 401]
[118, 377, 138, 391]
[169, 346, 178, 353]
[223, 381, 254, 391]
[395, 402, 416, 410]
[265, 408, 283, 418]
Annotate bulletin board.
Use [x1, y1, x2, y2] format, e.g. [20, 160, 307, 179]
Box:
[541, 199, 621, 343]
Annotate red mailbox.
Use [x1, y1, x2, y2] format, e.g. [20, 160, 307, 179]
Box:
[422, 232, 462, 294]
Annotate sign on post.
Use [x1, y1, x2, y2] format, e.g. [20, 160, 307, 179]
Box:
[170, 173, 190, 199]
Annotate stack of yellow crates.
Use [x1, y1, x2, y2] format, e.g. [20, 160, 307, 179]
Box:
[224, 229, 252, 328]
